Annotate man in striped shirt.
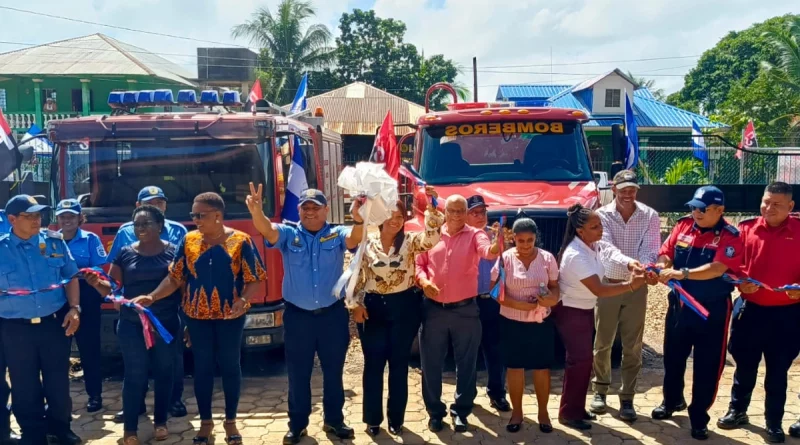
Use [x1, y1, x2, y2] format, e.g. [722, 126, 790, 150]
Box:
[590, 170, 661, 421]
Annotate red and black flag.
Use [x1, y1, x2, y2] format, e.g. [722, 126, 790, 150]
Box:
[0, 109, 21, 180]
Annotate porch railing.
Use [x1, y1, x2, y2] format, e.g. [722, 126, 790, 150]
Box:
[5, 112, 97, 132]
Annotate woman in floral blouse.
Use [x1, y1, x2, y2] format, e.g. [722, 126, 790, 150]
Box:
[144, 192, 266, 445]
[348, 187, 443, 437]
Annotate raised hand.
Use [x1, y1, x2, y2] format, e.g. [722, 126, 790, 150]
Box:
[246, 182, 265, 216]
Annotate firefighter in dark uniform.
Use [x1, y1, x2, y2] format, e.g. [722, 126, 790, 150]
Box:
[647, 186, 743, 441]
[0, 195, 83, 445]
[716, 182, 800, 443]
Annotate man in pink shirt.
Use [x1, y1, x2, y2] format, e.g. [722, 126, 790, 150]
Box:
[415, 194, 500, 433]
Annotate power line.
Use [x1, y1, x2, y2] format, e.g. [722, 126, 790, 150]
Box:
[480, 54, 702, 69]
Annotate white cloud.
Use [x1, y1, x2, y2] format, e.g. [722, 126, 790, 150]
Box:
[0, 0, 794, 100]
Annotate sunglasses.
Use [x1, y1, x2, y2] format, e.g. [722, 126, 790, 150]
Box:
[373, 260, 402, 268]
[689, 206, 707, 214]
[189, 212, 209, 220]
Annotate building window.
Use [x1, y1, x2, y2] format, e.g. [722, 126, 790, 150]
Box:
[604, 89, 621, 108]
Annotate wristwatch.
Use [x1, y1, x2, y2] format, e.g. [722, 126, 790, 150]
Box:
[70, 305, 82, 314]
[680, 268, 690, 280]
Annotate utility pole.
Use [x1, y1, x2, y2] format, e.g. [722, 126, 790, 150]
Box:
[472, 57, 478, 102]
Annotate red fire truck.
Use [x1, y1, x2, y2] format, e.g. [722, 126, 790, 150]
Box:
[46, 89, 345, 356]
[400, 83, 611, 255]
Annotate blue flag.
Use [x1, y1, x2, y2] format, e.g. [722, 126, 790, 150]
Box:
[624, 91, 639, 169]
[289, 73, 308, 114]
[281, 135, 309, 223]
[691, 120, 709, 170]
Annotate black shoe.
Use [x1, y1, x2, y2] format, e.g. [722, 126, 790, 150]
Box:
[0, 431, 20, 445]
[322, 423, 355, 440]
[583, 410, 597, 421]
[86, 396, 102, 413]
[788, 420, 800, 438]
[539, 423, 553, 434]
[490, 397, 511, 412]
[388, 425, 403, 436]
[590, 394, 607, 414]
[428, 418, 443, 433]
[691, 427, 709, 441]
[366, 426, 380, 437]
[282, 429, 307, 445]
[717, 408, 749, 429]
[506, 420, 522, 433]
[559, 418, 592, 431]
[48, 431, 82, 445]
[766, 426, 786, 443]
[169, 400, 187, 418]
[619, 400, 638, 422]
[452, 415, 468, 433]
[652, 401, 688, 420]
[112, 404, 147, 423]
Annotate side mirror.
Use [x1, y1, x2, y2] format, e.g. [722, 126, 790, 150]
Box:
[594, 171, 611, 190]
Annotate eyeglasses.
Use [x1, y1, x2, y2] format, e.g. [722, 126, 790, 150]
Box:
[133, 221, 156, 229]
[468, 209, 487, 216]
[189, 212, 208, 220]
[689, 206, 707, 214]
[446, 208, 466, 215]
[17, 212, 42, 220]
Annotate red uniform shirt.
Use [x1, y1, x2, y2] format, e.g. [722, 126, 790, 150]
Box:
[738, 216, 800, 306]
[659, 216, 743, 299]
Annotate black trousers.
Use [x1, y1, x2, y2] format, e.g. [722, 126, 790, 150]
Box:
[477, 296, 506, 400]
[662, 292, 732, 429]
[74, 293, 102, 399]
[2, 311, 72, 445]
[728, 299, 800, 427]
[0, 320, 11, 436]
[357, 289, 422, 427]
[284, 300, 350, 432]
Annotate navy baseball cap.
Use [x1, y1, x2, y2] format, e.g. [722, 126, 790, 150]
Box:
[467, 195, 487, 210]
[686, 185, 725, 209]
[137, 186, 167, 203]
[298, 189, 327, 206]
[55, 199, 82, 216]
[5, 194, 49, 216]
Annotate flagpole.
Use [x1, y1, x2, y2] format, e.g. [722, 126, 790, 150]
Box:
[738, 127, 745, 185]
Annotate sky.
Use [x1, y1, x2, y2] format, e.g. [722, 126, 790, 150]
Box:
[0, 0, 795, 101]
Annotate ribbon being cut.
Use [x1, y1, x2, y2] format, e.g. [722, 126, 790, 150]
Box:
[334, 162, 399, 303]
[489, 216, 507, 301]
[0, 267, 173, 348]
[645, 264, 710, 321]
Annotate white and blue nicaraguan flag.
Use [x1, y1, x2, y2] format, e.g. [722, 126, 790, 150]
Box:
[691, 120, 709, 170]
[623, 91, 639, 169]
[281, 135, 309, 223]
[289, 73, 308, 114]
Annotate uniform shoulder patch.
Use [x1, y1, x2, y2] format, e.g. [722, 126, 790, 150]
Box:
[0, 233, 9, 243]
[723, 224, 740, 236]
[725, 245, 736, 258]
[45, 229, 63, 239]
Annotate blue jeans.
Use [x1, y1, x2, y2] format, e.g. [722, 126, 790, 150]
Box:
[184, 316, 245, 420]
[118, 316, 179, 433]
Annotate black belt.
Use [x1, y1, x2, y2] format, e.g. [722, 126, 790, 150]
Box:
[3, 312, 59, 325]
[285, 300, 343, 315]
[426, 297, 475, 309]
[478, 293, 492, 299]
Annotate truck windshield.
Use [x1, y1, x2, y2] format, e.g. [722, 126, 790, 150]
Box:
[60, 139, 271, 221]
[418, 121, 592, 185]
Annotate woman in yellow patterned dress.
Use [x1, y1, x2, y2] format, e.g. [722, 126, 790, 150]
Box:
[348, 187, 443, 437]
[144, 192, 266, 445]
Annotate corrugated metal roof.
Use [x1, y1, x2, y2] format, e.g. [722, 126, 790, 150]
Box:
[0, 33, 196, 86]
[495, 80, 727, 129]
[304, 82, 425, 136]
[495, 85, 571, 101]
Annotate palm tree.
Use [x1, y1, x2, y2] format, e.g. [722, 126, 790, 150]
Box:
[231, 0, 336, 104]
[626, 71, 666, 101]
[762, 16, 800, 142]
[658, 158, 709, 185]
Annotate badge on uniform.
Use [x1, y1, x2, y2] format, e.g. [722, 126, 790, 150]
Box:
[320, 233, 339, 243]
[725, 246, 735, 258]
[96, 244, 107, 257]
[291, 237, 302, 247]
[39, 242, 46, 256]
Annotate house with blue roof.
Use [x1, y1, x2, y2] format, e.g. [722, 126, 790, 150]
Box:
[496, 69, 728, 172]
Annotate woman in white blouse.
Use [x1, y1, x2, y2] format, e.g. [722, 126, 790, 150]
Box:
[555, 204, 646, 431]
[348, 188, 443, 437]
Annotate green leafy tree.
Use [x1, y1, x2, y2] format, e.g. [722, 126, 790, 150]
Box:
[762, 16, 800, 143]
[667, 15, 795, 114]
[659, 158, 709, 185]
[231, 0, 335, 104]
[625, 71, 666, 101]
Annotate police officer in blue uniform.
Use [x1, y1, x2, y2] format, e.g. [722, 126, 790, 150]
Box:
[246, 184, 364, 445]
[0, 210, 10, 233]
[106, 186, 188, 423]
[55, 199, 107, 413]
[0, 195, 83, 445]
[648, 186, 744, 441]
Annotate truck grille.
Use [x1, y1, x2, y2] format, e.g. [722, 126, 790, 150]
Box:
[488, 210, 568, 257]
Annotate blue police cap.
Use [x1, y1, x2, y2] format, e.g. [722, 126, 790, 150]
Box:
[137, 186, 167, 203]
[466, 195, 487, 210]
[298, 189, 327, 206]
[686, 185, 725, 209]
[5, 194, 49, 216]
[55, 198, 82, 216]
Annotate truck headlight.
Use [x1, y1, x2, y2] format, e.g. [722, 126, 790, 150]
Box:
[244, 313, 275, 329]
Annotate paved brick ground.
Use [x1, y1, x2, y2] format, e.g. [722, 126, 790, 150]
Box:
[32, 360, 800, 444]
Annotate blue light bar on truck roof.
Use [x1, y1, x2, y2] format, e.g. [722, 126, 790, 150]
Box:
[222, 91, 242, 106]
[514, 100, 553, 107]
[153, 89, 174, 105]
[122, 91, 138, 107]
[177, 90, 197, 105]
[135, 90, 155, 106]
[200, 90, 219, 105]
